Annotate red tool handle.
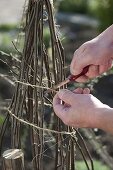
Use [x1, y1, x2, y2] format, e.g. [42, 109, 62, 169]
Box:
[68, 65, 89, 82]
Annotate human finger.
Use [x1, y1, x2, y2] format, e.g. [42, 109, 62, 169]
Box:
[70, 51, 91, 75]
[73, 87, 90, 94]
[75, 75, 89, 83]
[108, 59, 113, 69]
[64, 88, 83, 107]
[73, 88, 83, 94]
[86, 65, 99, 78]
[99, 63, 111, 74]
[56, 89, 76, 105]
[83, 88, 90, 94]
[53, 93, 68, 119]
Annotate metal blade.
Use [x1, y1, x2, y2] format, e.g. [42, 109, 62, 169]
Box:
[53, 78, 70, 89]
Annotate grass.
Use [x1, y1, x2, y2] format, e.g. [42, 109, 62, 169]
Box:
[0, 114, 5, 125]
[76, 160, 110, 170]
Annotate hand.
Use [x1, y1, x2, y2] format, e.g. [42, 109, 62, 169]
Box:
[70, 26, 113, 82]
[53, 88, 110, 129]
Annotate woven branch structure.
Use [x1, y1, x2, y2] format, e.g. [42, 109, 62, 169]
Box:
[2, 0, 111, 170]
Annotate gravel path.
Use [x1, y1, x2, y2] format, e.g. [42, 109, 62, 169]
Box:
[0, 0, 25, 24]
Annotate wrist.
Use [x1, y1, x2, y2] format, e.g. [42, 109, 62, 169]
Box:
[93, 106, 113, 133]
[98, 24, 113, 43]
[97, 26, 113, 55]
[95, 34, 113, 60]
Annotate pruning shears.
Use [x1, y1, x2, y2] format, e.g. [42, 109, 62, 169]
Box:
[53, 65, 89, 89]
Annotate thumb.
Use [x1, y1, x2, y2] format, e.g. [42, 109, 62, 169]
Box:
[57, 89, 76, 105]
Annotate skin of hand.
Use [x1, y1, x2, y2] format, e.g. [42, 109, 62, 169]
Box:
[70, 25, 113, 82]
[53, 88, 113, 134]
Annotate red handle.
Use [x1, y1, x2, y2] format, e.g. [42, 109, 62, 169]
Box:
[68, 66, 89, 82]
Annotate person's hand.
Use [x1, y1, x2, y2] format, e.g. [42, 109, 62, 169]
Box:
[70, 27, 113, 82]
[53, 88, 110, 129]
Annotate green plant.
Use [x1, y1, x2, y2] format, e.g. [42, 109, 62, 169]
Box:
[76, 160, 110, 170]
[88, 0, 113, 31]
[59, 0, 88, 14]
[0, 32, 14, 53]
[43, 27, 68, 49]
[43, 27, 50, 48]
[0, 24, 17, 32]
[0, 114, 5, 125]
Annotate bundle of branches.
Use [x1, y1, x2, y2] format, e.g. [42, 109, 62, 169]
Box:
[1, 0, 112, 170]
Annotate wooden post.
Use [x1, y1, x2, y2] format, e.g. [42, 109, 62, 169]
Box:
[2, 149, 25, 170]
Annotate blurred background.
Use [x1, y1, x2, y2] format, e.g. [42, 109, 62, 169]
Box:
[0, 0, 113, 169]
